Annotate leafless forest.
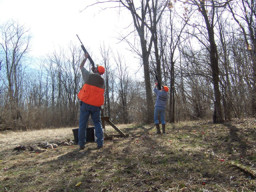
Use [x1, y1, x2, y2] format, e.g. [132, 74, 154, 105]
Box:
[0, 0, 255, 131]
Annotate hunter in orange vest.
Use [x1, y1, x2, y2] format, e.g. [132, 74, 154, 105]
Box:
[77, 71, 105, 107]
[77, 53, 105, 150]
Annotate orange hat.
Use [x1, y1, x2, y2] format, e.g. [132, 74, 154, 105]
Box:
[97, 65, 105, 75]
[163, 86, 169, 92]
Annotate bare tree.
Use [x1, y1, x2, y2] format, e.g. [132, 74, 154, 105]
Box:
[216, 12, 233, 121]
[0, 21, 30, 106]
[65, 44, 82, 125]
[180, 0, 232, 123]
[100, 44, 112, 117]
[164, 2, 190, 123]
[118, 0, 155, 123]
[180, 44, 214, 120]
[44, 45, 82, 127]
[84, 0, 156, 123]
[115, 53, 129, 123]
[228, 34, 252, 118]
[148, 0, 168, 84]
[0, 20, 30, 129]
[228, 0, 256, 116]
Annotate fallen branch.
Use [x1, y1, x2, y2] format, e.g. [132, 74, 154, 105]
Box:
[228, 161, 256, 179]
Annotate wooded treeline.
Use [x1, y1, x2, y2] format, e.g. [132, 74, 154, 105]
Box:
[0, 0, 255, 131]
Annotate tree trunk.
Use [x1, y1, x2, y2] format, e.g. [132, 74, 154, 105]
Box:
[169, 61, 175, 123]
[251, 43, 256, 116]
[142, 46, 154, 123]
[200, 1, 224, 123]
[104, 64, 111, 117]
[210, 43, 224, 123]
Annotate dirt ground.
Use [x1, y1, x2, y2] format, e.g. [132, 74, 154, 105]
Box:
[0, 120, 255, 192]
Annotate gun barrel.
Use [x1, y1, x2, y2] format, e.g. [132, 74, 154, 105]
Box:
[155, 74, 161, 90]
[76, 34, 83, 44]
[76, 34, 95, 70]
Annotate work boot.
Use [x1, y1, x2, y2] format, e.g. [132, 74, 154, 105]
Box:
[162, 124, 166, 134]
[155, 124, 161, 134]
[79, 146, 85, 150]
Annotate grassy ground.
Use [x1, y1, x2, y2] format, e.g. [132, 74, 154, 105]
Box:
[0, 119, 255, 192]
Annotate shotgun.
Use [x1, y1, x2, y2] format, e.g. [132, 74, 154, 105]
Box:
[76, 34, 95, 70]
[155, 73, 161, 90]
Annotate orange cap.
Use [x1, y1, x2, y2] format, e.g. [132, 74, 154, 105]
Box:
[97, 65, 105, 75]
[163, 86, 169, 92]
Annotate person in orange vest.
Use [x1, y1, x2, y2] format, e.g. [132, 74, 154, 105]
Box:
[154, 83, 169, 134]
[77, 53, 105, 150]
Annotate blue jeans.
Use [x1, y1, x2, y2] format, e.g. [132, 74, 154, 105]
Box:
[154, 106, 166, 124]
[78, 102, 103, 148]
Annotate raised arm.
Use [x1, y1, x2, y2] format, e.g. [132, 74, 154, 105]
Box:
[80, 53, 89, 69]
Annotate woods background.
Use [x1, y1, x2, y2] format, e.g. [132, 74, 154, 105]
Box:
[0, 0, 255, 131]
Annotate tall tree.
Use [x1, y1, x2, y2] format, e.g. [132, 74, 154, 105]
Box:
[0, 20, 30, 121]
[185, 0, 230, 123]
[216, 12, 233, 121]
[148, 0, 168, 86]
[166, 2, 190, 122]
[85, 0, 157, 123]
[115, 53, 129, 123]
[100, 45, 111, 117]
[228, 0, 256, 117]
[65, 44, 82, 125]
[118, 0, 154, 123]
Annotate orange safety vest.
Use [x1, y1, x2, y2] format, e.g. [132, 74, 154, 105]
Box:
[78, 73, 105, 107]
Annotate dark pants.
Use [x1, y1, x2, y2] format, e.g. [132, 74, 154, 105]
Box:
[154, 106, 166, 124]
[78, 102, 103, 148]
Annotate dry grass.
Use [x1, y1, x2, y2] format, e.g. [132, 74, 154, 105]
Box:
[0, 128, 73, 151]
[0, 120, 256, 192]
[0, 124, 130, 151]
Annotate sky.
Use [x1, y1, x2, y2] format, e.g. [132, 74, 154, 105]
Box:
[0, 0, 142, 76]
